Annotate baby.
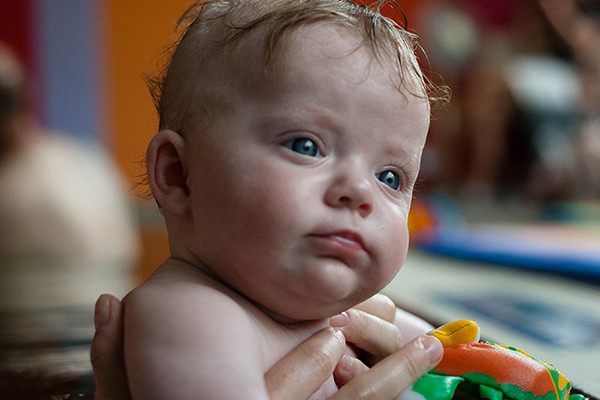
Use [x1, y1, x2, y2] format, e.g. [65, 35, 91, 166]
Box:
[123, 0, 447, 398]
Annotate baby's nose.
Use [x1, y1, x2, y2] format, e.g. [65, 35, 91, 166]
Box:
[324, 172, 373, 217]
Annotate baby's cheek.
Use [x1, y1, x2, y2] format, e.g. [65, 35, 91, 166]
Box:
[381, 223, 409, 278]
[386, 212, 409, 251]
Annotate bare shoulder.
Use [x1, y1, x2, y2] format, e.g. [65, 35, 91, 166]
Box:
[123, 259, 267, 399]
[123, 258, 259, 345]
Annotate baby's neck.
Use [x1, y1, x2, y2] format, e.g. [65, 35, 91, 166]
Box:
[168, 255, 332, 327]
[257, 302, 331, 327]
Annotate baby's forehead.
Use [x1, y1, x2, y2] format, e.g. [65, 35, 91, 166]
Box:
[218, 21, 397, 76]
[171, 22, 425, 135]
[219, 23, 429, 125]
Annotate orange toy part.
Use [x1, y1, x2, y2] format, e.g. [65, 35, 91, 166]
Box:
[407, 198, 437, 240]
[436, 343, 570, 398]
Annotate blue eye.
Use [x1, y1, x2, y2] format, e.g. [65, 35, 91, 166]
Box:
[283, 138, 321, 157]
[377, 170, 401, 190]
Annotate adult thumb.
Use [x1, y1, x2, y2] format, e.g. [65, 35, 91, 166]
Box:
[90, 294, 131, 400]
[330, 335, 442, 399]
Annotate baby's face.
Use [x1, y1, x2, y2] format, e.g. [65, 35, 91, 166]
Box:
[183, 23, 430, 321]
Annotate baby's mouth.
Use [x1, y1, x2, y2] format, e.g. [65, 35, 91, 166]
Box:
[311, 230, 366, 253]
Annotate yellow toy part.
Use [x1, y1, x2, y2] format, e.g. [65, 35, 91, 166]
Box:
[429, 319, 481, 348]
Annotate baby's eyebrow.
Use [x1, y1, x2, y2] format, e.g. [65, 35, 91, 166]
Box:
[384, 148, 423, 178]
[382, 140, 422, 162]
[257, 103, 343, 133]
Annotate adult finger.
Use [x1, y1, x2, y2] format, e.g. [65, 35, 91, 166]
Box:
[353, 294, 396, 323]
[90, 294, 131, 400]
[330, 309, 403, 363]
[265, 327, 346, 400]
[329, 335, 443, 400]
[333, 354, 369, 388]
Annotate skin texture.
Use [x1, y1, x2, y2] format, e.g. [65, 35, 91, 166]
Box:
[124, 22, 431, 400]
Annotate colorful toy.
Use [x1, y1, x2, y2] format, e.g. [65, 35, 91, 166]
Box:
[399, 320, 587, 400]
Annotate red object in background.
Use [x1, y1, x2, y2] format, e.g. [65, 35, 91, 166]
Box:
[0, 0, 35, 81]
[0, 0, 42, 118]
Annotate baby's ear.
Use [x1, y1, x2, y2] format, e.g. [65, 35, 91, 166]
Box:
[146, 130, 190, 215]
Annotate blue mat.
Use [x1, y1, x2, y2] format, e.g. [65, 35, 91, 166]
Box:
[416, 224, 600, 280]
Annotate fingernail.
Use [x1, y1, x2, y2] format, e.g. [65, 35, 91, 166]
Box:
[330, 312, 349, 328]
[426, 325, 441, 336]
[420, 335, 443, 364]
[94, 294, 111, 329]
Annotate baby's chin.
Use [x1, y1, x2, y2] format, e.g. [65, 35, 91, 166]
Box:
[245, 272, 390, 323]
[257, 296, 368, 325]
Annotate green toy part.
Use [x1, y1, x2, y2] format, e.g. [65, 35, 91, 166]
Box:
[401, 370, 587, 400]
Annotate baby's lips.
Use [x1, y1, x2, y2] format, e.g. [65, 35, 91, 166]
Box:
[427, 319, 480, 348]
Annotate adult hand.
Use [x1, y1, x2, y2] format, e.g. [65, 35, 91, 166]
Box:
[91, 293, 442, 400]
[267, 293, 443, 400]
[331, 294, 402, 368]
[331, 335, 442, 399]
[329, 294, 443, 396]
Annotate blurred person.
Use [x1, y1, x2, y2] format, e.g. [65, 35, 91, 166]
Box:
[0, 43, 139, 306]
[538, 0, 600, 198]
[540, 0, 600, 115]
[420, 0, 581, 201]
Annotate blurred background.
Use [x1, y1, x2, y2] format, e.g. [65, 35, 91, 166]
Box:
[0, 0, 598, 398]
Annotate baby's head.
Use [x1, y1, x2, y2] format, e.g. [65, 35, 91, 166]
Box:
[147, 0, 447, 321]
